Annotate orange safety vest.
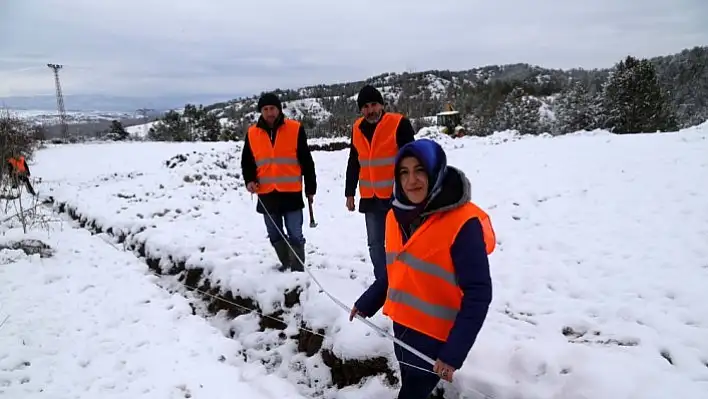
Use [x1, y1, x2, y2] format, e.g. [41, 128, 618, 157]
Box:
[382, 202, 496, 342]
[352, 112, 403, 199]
[7, 156, 27, 174]
[247, 119, 303, 194]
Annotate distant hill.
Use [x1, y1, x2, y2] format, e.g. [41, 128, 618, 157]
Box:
[147, 45, 701, 139]
[11, 109, 135, 125]
[11, 45, 707, 141]
[0, 93, 238, 115]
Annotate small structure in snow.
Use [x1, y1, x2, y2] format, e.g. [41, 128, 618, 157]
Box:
[436, 104, 466, 137]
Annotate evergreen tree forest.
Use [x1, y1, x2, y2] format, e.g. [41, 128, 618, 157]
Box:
[147, 46, 708, 141]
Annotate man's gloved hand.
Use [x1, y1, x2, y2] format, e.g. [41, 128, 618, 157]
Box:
[246, 182, 259, 193]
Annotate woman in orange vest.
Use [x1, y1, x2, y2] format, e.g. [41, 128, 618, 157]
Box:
[349, 138, 494, 398]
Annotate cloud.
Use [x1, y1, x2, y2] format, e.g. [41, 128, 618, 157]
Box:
[0, 0, 706, 102]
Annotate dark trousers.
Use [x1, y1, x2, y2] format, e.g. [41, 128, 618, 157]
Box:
[263, 209, 305, 245]
[11, 175, 36, 196]
[393, 322, 442, 399]
[364, 210, 387, 281]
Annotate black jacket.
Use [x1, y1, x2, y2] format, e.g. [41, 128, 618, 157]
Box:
[241, 114, 316, 214]
[4, 158, 30, 176]
[344, 113, 416, 213]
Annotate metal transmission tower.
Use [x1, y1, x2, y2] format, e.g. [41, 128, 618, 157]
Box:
[47, 63, 69, 139]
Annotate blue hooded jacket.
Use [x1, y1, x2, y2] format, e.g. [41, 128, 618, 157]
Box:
[354, 138, 492, 370]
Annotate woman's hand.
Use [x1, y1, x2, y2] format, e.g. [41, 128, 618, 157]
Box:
[349, 306, 365, 321]
[433, 359, 456, 382]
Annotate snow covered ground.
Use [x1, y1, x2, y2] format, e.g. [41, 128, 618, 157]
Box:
[0, 216, 308, 399]
[124, 121, 160, 138]
[3, 122, 708, 398]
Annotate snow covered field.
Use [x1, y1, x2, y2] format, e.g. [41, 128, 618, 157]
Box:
[0, 222, 308, 399]
[2, 122, 708, 398]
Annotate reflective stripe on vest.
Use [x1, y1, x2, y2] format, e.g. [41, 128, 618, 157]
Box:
[7, 156, 27, 173]
[385, 250, 457, 286]
[382, 202, 496, 342]
[352, 113, 402, 198]
[387, 288, 459, 321]
[247, 120, 302, 194]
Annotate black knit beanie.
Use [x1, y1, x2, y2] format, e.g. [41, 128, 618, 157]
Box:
[257, 92, 282, 112]
[357, 85, 384, 110]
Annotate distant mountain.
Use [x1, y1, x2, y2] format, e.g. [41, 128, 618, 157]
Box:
[143, 45, 705, 140]
[10, 109, 136, 125]
[9, 45, 707, 141]
[0, 93, 238, 114]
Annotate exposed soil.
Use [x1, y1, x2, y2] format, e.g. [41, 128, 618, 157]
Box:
[0, 238, 54, 258]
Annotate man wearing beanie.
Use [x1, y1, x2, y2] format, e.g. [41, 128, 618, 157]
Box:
[345, 84, 416, 281]
[241, 91, 317, 272]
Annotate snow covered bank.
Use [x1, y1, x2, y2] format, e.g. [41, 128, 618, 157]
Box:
[0, 210, 310, 399]
[118, 121, 351, 151]
[36, 142, 402, 397]
[26, 125, 708, 398]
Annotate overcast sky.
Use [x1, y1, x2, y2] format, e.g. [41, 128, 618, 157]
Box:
[1, 0, 706, 100]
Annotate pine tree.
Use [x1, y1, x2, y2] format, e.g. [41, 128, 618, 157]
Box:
[495, 86, 542, 134]
[197, 112, 221, 141]
[219, 121, 241, 141]
[149, 111, 189, 141]
[553, 81, 601, 133]
[651, 46, 708, 128]
[601, 56, 677, 133]
[108, 120, 128, 140]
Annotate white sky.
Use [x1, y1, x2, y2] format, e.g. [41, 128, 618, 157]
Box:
[0, 0, 706, 99]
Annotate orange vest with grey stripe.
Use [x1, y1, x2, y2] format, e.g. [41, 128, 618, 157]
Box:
[352, 112, 403, 199]
[8, 156, 27, 174]
[247, 119, 302, 195]
[382, 202, 496, 342]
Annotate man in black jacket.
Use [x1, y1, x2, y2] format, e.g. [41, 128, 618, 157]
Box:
[241, 92, 317, 272]
[345, 85, 416, 281]
[5, 153, 36, 196]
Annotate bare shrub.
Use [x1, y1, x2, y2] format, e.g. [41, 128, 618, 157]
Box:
[0, 108, 54, 233]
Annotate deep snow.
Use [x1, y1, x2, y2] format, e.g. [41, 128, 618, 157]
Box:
[0, 209, 308, 398]
[2, 122, 708, 398]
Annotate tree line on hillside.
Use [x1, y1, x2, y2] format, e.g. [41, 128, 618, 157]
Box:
[144, 46, 708, 141]
[144, 104, 242, 142]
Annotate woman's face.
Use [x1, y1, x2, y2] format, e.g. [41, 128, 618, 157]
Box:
[398, 156, 429, 204]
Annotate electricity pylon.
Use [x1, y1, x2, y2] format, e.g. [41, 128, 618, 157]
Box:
[47, 63, 69, 139]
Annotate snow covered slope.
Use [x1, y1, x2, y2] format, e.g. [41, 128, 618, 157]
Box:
[124, 120, 160, 138]
[238, 97, 333, 124]
[200, 67, 554, 129]
[0, 221, 307, 399]
[7, 123, 708, 398]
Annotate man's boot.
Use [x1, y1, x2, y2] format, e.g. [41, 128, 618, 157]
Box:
[289, 243, 305, 272]
[272, 240, 291, 272]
